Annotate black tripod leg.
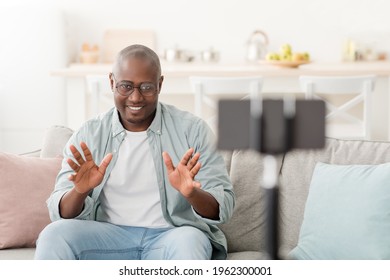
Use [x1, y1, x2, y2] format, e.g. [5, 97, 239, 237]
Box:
[262, 155, 279, 260]
[264, 186, 279, 260]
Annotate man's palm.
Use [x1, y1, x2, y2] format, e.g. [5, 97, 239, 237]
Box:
[162, 148, 202, 198]
[67, 142, 112, 194]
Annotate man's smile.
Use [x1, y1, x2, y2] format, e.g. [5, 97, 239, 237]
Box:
[126, 105, 144, 111]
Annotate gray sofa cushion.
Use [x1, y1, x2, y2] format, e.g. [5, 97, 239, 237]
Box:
[227, 251, 268, 260]
[0, 248, 35, 260]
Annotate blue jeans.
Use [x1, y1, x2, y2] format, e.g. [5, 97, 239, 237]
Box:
[34, 220, 212, 260]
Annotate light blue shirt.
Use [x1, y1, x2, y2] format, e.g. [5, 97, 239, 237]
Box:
[47, 102, 235, 259]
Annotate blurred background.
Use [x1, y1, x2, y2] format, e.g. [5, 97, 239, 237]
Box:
[1, 0, 390, 153]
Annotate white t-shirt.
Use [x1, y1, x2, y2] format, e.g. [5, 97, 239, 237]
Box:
[99, 130, 171, 228]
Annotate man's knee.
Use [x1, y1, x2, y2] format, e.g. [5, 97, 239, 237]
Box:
[35, 219, 81, 259]
[165, 226, 212, 259]
[173, 226, 209, 242]
[37, 220, 69, 244]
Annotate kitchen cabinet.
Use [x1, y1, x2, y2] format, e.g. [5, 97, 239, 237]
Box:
[51, 61, 390, 141]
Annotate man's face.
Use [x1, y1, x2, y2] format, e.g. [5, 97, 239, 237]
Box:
[110, 57, 163, 132]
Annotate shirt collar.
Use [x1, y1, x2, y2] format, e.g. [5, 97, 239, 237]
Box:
[110, 103, 162, 137]
[111, 109, 125, 137]
[148, 102, 162, 134]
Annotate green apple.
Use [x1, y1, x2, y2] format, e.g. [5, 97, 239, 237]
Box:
[280, 52, 292, 61]
[302, 52, 310, 61]
[280, 44, 292, 55]
[266, 52, 280, 61]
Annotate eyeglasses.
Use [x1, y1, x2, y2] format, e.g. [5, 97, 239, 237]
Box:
[113, 77, 158, 97]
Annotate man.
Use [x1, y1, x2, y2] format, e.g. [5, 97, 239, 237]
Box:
[35, 44, 235, 260]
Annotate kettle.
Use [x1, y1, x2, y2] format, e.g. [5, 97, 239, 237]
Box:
[246, 30, 269, 62]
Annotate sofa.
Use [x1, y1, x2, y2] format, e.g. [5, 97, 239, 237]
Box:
[1, 125, 390, 260]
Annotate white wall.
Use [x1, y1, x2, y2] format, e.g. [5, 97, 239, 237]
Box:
[0, 4, 67, 153]
[1, 0, 390, 153]
[51, 0, 390, 63]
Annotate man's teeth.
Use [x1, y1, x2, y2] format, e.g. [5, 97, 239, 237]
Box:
[127, 106, 142, 110]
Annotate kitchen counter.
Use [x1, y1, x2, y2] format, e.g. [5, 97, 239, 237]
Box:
[52, 61, 390, 78]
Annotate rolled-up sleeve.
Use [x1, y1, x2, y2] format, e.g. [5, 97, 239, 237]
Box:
[190, 119, 235, 225]
[192, 185, 235, 225]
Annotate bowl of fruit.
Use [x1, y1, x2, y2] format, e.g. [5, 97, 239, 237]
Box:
[262, 44, 310, 68]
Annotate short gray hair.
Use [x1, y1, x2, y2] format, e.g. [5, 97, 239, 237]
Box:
[112, 44, 161, 78]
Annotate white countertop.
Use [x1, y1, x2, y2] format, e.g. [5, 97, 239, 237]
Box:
[51, 61, 390, 78]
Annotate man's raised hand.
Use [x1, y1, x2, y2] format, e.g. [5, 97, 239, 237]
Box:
[162, 148, 202, 198]
[67, 142, 113, 194]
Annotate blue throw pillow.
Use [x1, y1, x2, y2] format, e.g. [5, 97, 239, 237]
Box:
[289, 162, 390, 260]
